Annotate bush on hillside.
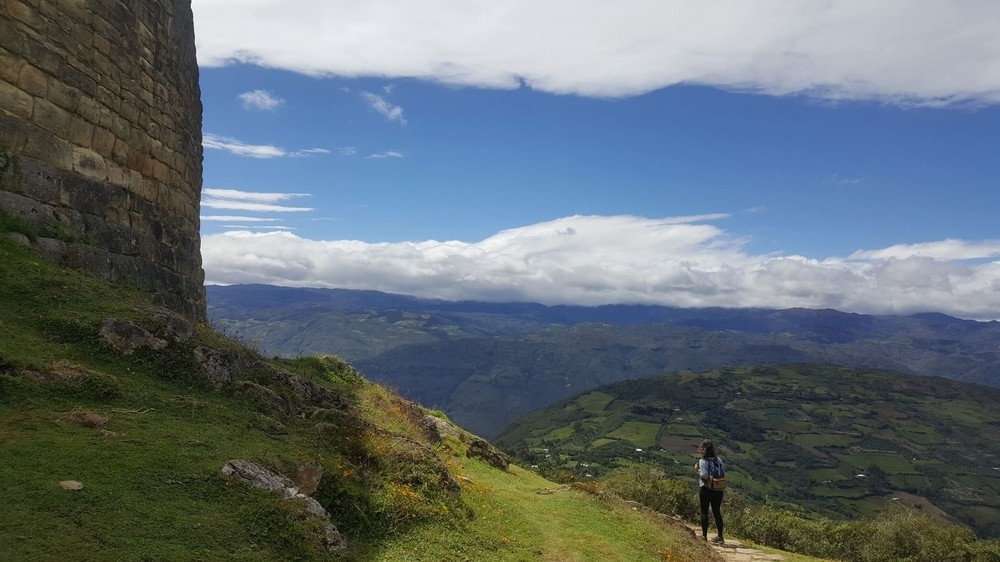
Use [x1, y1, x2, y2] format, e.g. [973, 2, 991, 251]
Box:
[726, 501, 999, 562]
[601, 465, 698, 521]
[595, 464, 1000, 562]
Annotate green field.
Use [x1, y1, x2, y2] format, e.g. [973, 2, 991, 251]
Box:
[606, 421, 661, 448]
[495, 364, 1000, 538]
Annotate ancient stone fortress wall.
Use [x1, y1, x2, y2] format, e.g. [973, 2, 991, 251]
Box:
[0, 0, 206, 320]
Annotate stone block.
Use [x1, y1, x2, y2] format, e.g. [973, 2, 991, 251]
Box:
[110, 114, 130, 140]
[22, 123, 73, 170]
[129, 127, 151, 153]
[77, 95, 100, 124]
[47, 77, 80, 111]
[55, 0, 88, 21]
[0, 46, 23, 83]
[60, 61, 98, 98]
[18, 64, 48, 97]
[150, 139, 168, 163]
[111, 138, 128, 166]
[0, 17, 25, 55]
[18, 156, 62, 204]
[0, 190, 56, 229]
[66, 116, 93, 148]
[0, 81, 34, 118]
[71, 146, 107, 181]
[83, 214, 139, 255]
[46, 24, 77, 53]
[63, 171, 119, 216]
[0, 112, 29, 152]
[105, 162, 126, 187]
[8, 1, 46, 31]
[91, 126, 115, 157]
[32, 97, 71, 136]
[151, 159, 168, 183]
[93, 34, 111, 56]
[98, 103, 113, 128]
[120, 98, 138, 123]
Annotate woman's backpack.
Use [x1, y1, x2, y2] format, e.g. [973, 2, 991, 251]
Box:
[707, 458, 727, 491]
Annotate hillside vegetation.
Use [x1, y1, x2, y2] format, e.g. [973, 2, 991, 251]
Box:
[207, 284, 1000, 438]
[495, 365, 1000, 538]
[0, 234, 717, 561]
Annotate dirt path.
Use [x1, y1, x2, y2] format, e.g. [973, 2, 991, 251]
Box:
[687, 527, 785, 562]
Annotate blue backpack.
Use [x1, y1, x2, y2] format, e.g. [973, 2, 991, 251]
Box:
[707, 458, 727, 491]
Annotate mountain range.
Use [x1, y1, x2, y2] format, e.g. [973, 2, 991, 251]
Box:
[207, 284, 1000, 437]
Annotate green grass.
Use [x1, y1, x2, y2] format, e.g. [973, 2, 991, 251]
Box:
[0, 237, 725, 561]
[542, 423, 576, 441]
[575, 391, 615, 415]
[606, 421, 661, 448]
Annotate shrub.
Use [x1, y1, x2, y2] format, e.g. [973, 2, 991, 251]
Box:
[601, 465, 698, 521]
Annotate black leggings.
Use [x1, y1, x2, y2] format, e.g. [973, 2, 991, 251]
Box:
[700, 487, 724, 539]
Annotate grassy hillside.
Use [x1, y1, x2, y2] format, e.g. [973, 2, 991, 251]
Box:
[0, 234, 718, 561]
[495, 364, 1000, 538]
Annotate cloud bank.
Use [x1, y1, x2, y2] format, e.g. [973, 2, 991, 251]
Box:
[201, 215, 1000, 320]
[192, 0, 1000, 105]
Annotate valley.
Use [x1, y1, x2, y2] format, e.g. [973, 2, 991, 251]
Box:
[495, 364, 1000, 538]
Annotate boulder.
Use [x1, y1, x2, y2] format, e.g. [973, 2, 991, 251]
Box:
[139, 306, 194, 343]
[220, 460, 345, 552]
[421, 414, 462, 444]
[234, 380, 291, 415]
[466, 437, 511, 472]
[98, 318, 167, 354]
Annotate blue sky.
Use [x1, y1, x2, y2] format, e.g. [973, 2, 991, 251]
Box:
[191, 1, 1000, 319]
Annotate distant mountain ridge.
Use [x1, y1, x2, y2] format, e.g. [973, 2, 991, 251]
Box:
[208, 285, 1000, 436]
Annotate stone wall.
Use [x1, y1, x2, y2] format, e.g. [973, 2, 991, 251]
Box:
[0, 0, 205, 320]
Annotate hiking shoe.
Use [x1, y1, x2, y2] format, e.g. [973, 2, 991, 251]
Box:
[710, 536, 725, 544]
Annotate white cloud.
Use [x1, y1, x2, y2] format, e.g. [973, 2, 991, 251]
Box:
[366, 150, 404, 159]
[201, 188, 314, 212]
[238, 89, 285, 111]
[201, 214, 1000, 320]
[337, 147, 358, 156]
[203, 133, 286, 158]
[289, 148, 331, 157]
[192, 0, 1000, 106]
[203, 134, 329, 159]
[361, 91, 406, 124]
[848, 240, 1000, 261]
[201, 215, 281, 222]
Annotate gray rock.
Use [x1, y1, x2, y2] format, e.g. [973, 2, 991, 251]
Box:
[467, 437, 511, 471]
[4, 232, 30, 247]
[422, 414, 462, 444]
[234, 380, 291, 415]
[220, 460, 345, 552]
[139, 306, 194, 343]
[98, 317, 167, 354]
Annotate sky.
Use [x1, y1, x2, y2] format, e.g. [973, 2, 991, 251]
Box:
[190, 1, 1000, 320]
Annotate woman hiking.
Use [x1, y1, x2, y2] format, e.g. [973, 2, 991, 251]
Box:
[695, 439, 726, 543]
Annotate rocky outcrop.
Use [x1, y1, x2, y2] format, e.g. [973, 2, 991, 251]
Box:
[98, 307, 194, 354]
[467, 437, 511, 471]
[220, 459, 345, 552]
[421, 414, 462, 444]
